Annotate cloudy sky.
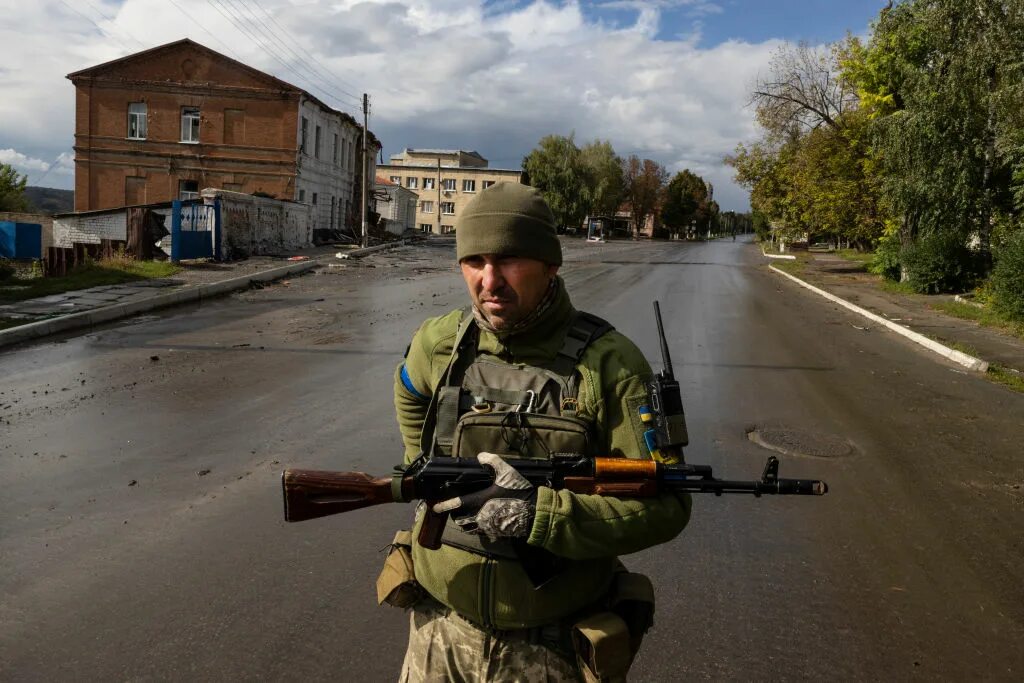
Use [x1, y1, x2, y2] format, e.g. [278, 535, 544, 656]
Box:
[0, 0, 885, 210]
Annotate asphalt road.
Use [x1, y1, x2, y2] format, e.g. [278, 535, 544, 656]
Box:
[2, 237, 1022, 681]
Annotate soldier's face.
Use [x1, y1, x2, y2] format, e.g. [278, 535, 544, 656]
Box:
[460, 254, 559, 330]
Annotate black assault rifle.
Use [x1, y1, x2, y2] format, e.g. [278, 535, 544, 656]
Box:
[282, 302, 828, 553]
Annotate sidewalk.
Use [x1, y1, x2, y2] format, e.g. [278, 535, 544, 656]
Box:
[0, 238, 417, 348]
[782, 250, 1024, 374]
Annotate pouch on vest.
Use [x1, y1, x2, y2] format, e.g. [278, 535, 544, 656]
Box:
[452, 411, 593, 461]
[572, 611, 633, 683]
[571, 568, 655, 681]
[376, 530, 423, 608]
[608, 570, 655, 656]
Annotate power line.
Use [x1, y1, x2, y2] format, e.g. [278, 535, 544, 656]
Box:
[27, 152, 70, 187]
[166, 0, 245, 60]
[237, 0, 364, 104]
[57, 0, 139, 53]
[206, 0, 359, 115]
[247, 0, 365, 98]
[79, 0, 147, 50]
[204, 0, 354, 113]
[220, 0, 362, 108]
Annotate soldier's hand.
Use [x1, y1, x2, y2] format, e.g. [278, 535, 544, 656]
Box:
[432, 452, 537, 541]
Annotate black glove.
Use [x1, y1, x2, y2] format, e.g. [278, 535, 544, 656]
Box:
[432, 452, 537, 541]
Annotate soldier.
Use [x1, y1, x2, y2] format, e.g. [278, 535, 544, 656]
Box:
[390, 183, 692, 681]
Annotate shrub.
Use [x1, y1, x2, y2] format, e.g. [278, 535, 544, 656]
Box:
[900, 231, 978, 294]
[991, 231, 1024, 321]
[869, 232, 902, 281]
[0, 258, 14, 282]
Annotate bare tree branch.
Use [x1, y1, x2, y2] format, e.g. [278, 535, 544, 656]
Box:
[751, 42, 858, 136]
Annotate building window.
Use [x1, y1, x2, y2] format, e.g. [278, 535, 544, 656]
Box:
[482, 180, 495, 189]
[406, 177, 418, 189]
[127, 102, 147, 140]
[299, 188, 306, 202]
[301, 117, 308, 154]
[441, 224, 455, 234]
[178, 179, 199, 199]
[423, 177, 435, 190]
[462, 179, 476, 193]
[441, 202, 455, 215]
[181, 107, 200, 143]
[312, 192, 318, 205]
[390, 175, 401, 184]
[442, 178, 456, 191]
[420, 200, 434, 213]
[420, 224, 433, 233]
[315, 125, 322, 159]
[333, 133, 339, 163]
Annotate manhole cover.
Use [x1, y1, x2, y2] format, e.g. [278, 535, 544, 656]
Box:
[747, 428, 853, 458]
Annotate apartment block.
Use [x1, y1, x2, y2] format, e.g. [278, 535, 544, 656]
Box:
[378, 149, 522, 233]
[67, 39, 377, 234]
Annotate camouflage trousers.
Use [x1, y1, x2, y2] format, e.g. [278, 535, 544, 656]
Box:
[399, 599, 581, 683]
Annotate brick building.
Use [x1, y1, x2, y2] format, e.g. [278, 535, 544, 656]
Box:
[67, 39, 377, 234]
[378, 149, 522, 233]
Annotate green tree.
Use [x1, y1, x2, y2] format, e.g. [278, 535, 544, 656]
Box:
[728, 34, 889, 249]
[0, 163, 29, 212]
[522, 135, 591, 232]
[726, 140, 810, 242]
[853, 0, 1024, 271]
[579, 139, 624, 219]
[623, 156, 667, 238]
[661, 169, 708, 239]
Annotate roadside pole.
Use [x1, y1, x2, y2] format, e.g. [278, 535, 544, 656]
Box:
[361, 93, 369, 249]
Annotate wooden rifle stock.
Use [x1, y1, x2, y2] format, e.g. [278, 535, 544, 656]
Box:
[282, 469, 408, 522]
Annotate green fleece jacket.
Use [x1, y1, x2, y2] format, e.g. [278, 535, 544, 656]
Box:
[394, 279, 691, 628]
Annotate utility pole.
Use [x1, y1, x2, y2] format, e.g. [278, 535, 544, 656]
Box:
[361, 93, 369, 249]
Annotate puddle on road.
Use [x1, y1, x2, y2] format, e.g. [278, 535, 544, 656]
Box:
[747, 426, 854, 458]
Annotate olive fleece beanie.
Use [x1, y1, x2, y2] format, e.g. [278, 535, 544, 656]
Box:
[455, 183, 563, 266]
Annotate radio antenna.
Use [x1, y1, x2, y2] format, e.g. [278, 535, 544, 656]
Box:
[653, 301, 673, 377]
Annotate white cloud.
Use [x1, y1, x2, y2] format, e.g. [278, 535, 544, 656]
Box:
[0, 149, 51, 173]
[0, 0, 788, 209]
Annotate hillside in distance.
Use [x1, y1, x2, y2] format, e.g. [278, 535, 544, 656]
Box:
[25, 186, 74, 214]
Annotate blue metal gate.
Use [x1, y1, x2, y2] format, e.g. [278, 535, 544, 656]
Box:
[170, 199, 221, 261]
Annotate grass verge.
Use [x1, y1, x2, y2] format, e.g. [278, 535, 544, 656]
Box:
[987, 365, 1024, 393]
[931, 300, 1024, 342]
[0, 316, 25, 331]
[0, 258, 180, 304]
[835, 248, 874, 266]
[879, 279, 919, 296]
[768, 254, 811, 278]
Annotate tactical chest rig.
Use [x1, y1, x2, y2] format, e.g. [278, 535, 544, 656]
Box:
[418, 309, 613, 558]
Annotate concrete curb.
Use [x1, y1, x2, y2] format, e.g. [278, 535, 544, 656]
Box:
[769, 264, 990, 373]
[337, 238, 416, 259]
[761, 249, 797, 260]
[0, 259, 320, 350]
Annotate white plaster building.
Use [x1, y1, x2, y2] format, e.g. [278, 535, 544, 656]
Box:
[294, 95, 377, 236]
[374, 177, 418, 235]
